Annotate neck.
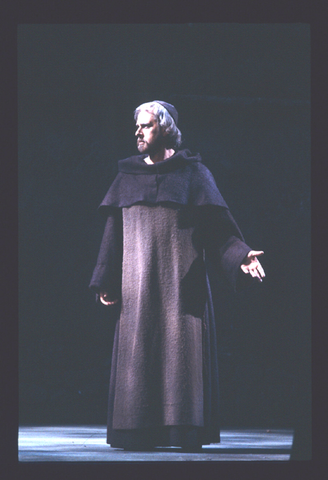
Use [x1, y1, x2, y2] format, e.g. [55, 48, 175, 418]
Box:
[145, 147, 175, 164]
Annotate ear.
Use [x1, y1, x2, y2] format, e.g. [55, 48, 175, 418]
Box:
[161, 127, 168, 137]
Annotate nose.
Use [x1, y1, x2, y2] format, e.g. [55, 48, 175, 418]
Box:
[135, 126, 142, 136]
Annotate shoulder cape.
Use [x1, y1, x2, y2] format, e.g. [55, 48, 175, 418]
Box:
[98, 149, 228, 214]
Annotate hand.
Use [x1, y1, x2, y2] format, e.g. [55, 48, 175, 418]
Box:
[240, 250, 265, 282]
[100, 291, 119, 306]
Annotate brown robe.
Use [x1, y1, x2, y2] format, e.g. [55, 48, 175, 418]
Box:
[89, 150, 252, 448]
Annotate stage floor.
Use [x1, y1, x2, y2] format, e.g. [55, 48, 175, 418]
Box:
[18, 426, 293, 461]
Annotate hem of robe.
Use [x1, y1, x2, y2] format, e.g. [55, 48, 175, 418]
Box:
[112, 404, 204, 430]
[107, 425, 220, 448]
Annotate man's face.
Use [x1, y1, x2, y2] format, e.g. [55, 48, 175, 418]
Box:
[135, 110, 165, 155]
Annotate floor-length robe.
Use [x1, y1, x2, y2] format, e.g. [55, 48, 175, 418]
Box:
[89, 150, 251, 448]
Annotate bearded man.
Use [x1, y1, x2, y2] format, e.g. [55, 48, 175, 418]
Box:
[89, 100, 265, 452]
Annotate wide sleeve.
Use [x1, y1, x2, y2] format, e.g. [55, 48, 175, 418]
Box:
[89, 208, 123, 301]
[200, 205, 252, 292]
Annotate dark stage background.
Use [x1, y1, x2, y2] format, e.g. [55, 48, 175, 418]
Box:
[18, 24, 310, 435]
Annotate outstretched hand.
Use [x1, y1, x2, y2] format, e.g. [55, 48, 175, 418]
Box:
[100, 291, 119, 306]
[240, 250, 265, 282]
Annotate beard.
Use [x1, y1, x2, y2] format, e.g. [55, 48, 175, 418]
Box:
[137, 135, 165, 155]
[136, 140, 148, 153]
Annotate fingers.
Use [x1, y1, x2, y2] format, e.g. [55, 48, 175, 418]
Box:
[247, 250, 264, 258]
[100, 295, 110, 305]
[240, 261, 265, 282]
[240, 264, 248, 274]
[101, 298, 118, 305]
[254, 270, 263, 282]
[249, 267, 262, 282]
[100, 292, 119, 306]
[251, 260, 266, 281]
[257, 261, 266, 279]
[244, 250, 265, 281]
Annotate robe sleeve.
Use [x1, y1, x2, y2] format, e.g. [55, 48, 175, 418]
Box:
[89, 208, 123, 302]
[200, 206, 252, 292]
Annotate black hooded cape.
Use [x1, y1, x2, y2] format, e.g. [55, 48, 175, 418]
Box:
[89, 149, 251, 449]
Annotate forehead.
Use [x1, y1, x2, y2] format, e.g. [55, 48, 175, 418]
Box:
[136, 110, 157, 125]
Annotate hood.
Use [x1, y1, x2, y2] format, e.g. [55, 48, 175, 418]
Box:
[118, 149, 202, 175]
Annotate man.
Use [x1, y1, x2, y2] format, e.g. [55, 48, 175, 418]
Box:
[89, 100, 265, 451]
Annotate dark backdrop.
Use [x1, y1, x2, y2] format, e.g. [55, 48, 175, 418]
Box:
[18, 24, 310, 432]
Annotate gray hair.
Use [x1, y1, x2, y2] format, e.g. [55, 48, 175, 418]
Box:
[134, 101, 182, 149]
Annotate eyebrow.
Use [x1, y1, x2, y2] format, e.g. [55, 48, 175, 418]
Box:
[136, 122, 153, 128]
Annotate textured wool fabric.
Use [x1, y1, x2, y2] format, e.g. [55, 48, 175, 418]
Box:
[97, 150, 229, 212]
[89, 150, 253, 448]
[112, 205, 204, 429]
